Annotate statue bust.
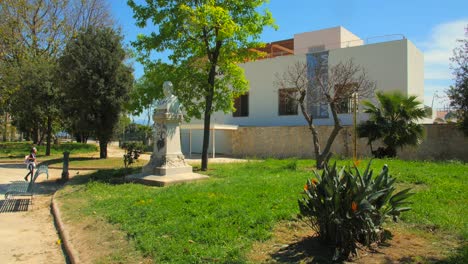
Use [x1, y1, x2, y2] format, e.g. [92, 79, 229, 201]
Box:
[155, 81, 182, 115]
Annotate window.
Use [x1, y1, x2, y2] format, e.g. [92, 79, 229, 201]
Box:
[336, 98, 352, 114]
[278, 88, 298, 115]
[233, 93, 249, 117]
[334, 83, 358, 114]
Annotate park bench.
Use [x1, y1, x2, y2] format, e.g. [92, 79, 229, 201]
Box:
[4, 165, 49, 203]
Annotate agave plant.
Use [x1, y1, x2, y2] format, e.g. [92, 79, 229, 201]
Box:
[298, 161, 413, 261]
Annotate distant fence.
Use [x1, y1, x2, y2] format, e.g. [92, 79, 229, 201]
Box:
[231, 124, 468, 162]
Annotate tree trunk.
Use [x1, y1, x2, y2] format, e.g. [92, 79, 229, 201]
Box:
[33, 127, 39, 144]
[201, 83, 214, 171]
[99, 140, 108, 159]
[46, 115, 52, 156]
[2, 113, 8, 142]
[316, 103, 342, 169]
[38, 129, 45, 145]
[201, 40, 220, 171]
[201, 109, 211, 171]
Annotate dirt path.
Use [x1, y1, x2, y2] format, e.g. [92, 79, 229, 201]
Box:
[0, 164, 66, 263]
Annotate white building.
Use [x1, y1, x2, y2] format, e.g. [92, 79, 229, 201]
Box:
[181, 26, 424, 156]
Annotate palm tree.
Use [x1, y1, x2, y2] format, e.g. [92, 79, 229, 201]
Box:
[358, 91, 426, 158]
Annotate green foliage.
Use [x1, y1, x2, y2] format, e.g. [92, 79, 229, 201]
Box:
[298, 161, 413, 261]
[0, 142, 97, 158]
[1, 0, 113, 146]
[120, 123, 152, 144]
[128, 0, 276, 169]
[447, 38, 468, 135]
[127, 0, 277, 118]
[358, 91, 426, 157]
[59, 26, 133, 158]
[121, 142, 143, 168]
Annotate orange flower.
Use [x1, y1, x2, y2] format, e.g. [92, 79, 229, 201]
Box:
[303, 184, 309, 191]
[353, 159, 361, 167]
[311, 179, 318, 185]
[351, 201, 358, 212]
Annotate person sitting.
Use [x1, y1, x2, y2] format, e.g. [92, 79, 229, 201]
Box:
[24, 147, 37, 182]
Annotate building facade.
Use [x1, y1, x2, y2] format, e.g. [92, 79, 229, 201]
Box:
[181, 26, 424, 156]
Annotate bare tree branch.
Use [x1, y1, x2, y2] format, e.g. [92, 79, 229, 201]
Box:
[275, 56, 376, 168]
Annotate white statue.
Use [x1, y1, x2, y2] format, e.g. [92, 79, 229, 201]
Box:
[155, 81, 182, 115]
[127, 80, 208, 185]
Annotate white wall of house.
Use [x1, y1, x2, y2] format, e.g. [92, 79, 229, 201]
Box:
[181, 30, 424, 155]
[328, 39, 415, 104]
[339, 27, 364, 48]
[294, 26, 363, 55]
[180, 129, 232, 155]
[407, 40, 425, 103]
[217, 55, 307, 126]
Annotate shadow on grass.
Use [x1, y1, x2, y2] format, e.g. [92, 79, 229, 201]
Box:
[65, 167, 142, 186]
[268, 231, 467, 264]
[269, 236, 335, 264]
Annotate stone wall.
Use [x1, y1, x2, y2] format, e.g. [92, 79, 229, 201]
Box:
[231, 124, 468, 161]
[398, 124, 468, 161]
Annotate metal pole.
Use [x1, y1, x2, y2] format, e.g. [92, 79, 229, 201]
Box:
[353, 92, 358, 161]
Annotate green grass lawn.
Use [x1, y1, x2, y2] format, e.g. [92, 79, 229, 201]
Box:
[0, 141, 97, 159]
[56, 158, 468, 263]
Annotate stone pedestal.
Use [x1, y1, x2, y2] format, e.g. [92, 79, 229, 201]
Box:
[126, 82, 208, 186]
[141, 111, 193, 175]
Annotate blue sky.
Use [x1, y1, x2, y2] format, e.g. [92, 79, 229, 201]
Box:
[111, 0, 468, 110]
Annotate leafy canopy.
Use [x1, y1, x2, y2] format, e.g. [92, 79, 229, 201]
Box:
[128, 0, 276, 118]
[59, 27, 133, 158]
[447, 38, 468, 135]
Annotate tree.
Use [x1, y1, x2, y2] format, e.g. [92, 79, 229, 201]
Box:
[59, 27, 133, 158]
[128, 0, 276, 171]
[447, 33, 468, 135]
[0, 0, 114, 153]
[358, 91, 426, 158]
[275, 57, 376, 169]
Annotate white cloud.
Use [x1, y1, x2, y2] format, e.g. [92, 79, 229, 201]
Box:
[424, 85, 448, 94]
[420, 19, 467, 106]
[422, 19, 467, 65]
[425, 67, 452, 80]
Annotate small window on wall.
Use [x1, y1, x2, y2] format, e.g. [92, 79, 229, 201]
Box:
[336, 98, 352, 114]
[334, 83, 358, 114]
[278, 88, 298, 115]
[233, 93, 249, 117]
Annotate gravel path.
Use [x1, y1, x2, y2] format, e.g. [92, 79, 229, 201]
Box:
[0, 164, 66, 263]
[0, 144, 246, 263]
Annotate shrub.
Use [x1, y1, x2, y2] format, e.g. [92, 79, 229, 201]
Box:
[122, 142, 143, 168]
[298, 161, 413, 261]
